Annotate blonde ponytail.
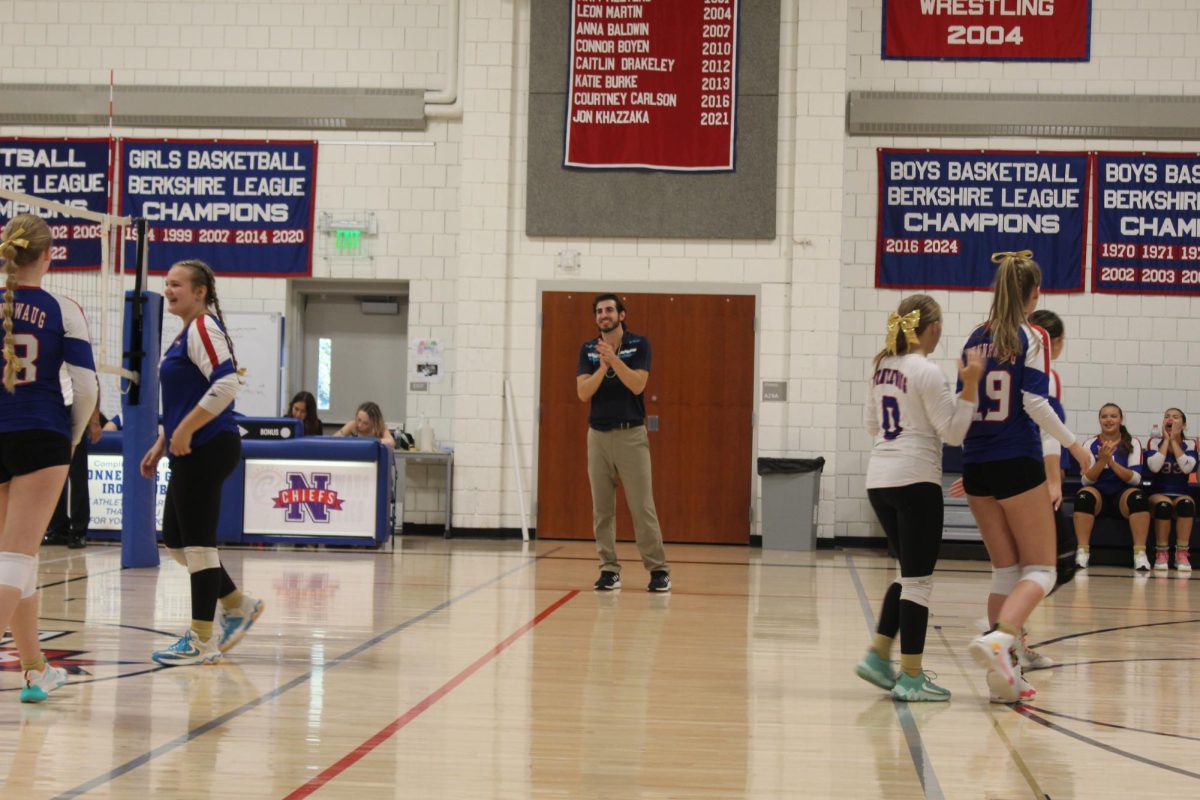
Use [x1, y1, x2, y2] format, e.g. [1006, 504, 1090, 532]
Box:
[872, 294, 942, 372]
[988, 250, 1041, 364]
[0, 215, 52, 393]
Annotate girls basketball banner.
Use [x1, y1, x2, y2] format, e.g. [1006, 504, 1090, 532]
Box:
[1093, 152, 1200, 295]
[882, 0, 1091, 61]
[564, 0, 738, 170]
[117, 139, 317, 277]
[877, 149, 1087, 292]
[0, 138, 112, 270]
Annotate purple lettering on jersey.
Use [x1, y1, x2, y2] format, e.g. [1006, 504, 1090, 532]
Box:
[872, 368, 909, 392]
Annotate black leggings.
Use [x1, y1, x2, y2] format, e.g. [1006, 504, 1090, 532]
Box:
[867, 482, 945, 656]
[162, 431, 240, 549]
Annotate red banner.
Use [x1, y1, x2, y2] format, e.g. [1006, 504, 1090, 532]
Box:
[883, 0, 1091, 61]
[565, 0, 738, 171]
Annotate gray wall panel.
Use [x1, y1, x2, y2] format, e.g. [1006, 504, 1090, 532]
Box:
[527, 0, 780, 240]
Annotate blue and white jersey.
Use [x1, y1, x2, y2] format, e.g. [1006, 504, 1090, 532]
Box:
[160, 313, 238, 452]
[960, 323, 1054, 465]
[1082, 436, 1143, 494]
[1145, 437, 1198, 496]
[0, 286, 96, 440]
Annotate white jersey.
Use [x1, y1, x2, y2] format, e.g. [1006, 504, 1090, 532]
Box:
[865, 353, 975, 489]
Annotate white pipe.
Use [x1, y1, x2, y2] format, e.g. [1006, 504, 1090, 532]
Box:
[0, 187, 132, 225]
[425, 0, 463, 119]
[504, 378, 531, 542]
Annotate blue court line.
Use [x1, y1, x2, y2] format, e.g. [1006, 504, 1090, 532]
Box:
[845, 552, 945, 800]
[1032, 617, 1200, 648]
[50, 545, 563, 800]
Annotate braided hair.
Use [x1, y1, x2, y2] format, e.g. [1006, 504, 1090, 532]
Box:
[172, 259, 241, 380]
[1, 215, 52, 393]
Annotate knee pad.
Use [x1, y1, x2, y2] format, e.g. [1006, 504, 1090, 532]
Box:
[1020, 564, 1057, 596]
[21, 555, 38, 599]
[1154, 501, 1175, 521]
[898, 575, 934, 608]
[1073, 490, 1098, 516]
[183, 547, 221, 574]
[0, 552, 35, 592]
[166, 547, 188, 568]
[991, 565, 1020, 596]
[1127, 491, 1149, 514]
[1177, 497, 1196, 518]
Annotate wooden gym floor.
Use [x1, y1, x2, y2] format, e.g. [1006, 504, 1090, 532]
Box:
[2, 538, 1198, 798]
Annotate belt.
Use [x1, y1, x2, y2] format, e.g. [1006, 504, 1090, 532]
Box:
[593, 421, 643, 431]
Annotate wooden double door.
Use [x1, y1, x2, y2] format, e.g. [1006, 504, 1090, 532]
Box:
[536, 291, 755, 544]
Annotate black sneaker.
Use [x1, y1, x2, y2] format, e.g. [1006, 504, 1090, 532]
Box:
[647, 571, 671, 592]
[593, 571, 621, 591]
[42, 530, 68, 546]
[67, 533, 87, 550]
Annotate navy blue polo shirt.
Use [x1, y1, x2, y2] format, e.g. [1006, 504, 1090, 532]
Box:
[577, 330, 651, 430]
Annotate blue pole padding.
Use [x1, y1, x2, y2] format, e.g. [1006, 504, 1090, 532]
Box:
[121, 290, 162, 569]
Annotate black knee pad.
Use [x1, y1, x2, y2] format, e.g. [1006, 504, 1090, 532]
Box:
[1127, 491, 1149, 514]
[1177, 497, 1196, 518]
[1154, 500, 1175, 521]
[1073, 490, 1097, 516]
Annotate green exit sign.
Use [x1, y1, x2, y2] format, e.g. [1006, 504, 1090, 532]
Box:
[335, 229, 362, 251]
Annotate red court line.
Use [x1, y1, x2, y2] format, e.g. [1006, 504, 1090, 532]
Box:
[282, 589, 580, 800]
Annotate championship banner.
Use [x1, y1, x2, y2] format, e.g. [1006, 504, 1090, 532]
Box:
[118, 139, 317, 277]
[0, 138, 112, 270]
[882, 0, 1091, 61]
[877, 149, 1087, 292]
[564, 0, 738, 170]
[1092, 152, 1200, 295]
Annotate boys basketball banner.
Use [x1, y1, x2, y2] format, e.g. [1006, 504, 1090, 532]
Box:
[564, 0, 738, 170]
[877, 149, 1087, 292]
[118, 139, 317, 277]
[0, 138, 112, 270]
[1093, 152, 1200, 295]
[882, 0, 1091, 61]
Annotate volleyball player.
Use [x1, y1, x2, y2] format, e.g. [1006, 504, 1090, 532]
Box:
[140, 259, 263, 666]
[0, 215, 98, 702]
[1145, 408, 1195, 572]
[855, 294, 984, 701]
[1073, 403, 1150, 572]
[961, 252, 1092, 704]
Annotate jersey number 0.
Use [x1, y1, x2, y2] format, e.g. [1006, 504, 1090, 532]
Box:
[881, 396, 903, 441]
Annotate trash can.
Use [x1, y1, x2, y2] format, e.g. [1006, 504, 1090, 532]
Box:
[757, 457, 825, 551]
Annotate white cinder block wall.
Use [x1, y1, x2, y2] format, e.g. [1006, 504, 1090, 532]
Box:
[7, 1, 1200, 536]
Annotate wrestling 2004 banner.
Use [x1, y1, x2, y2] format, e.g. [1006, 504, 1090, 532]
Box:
[882, 0, 1091, 61]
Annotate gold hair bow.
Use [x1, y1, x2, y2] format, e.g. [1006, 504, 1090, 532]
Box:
[0, 226, 29, 257]
[990, 250, 1033, 264]
[885, 309, 921, 354]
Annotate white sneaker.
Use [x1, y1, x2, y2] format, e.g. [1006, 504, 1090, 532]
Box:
[20, 663, 68, 703]
[217, 595, 265, 654]
[991, 674, 1036, 704]
[1075, 547, 1090, 569]
[969, 630, 1020, 704]
[1133, 550, 1152, 572]
[152, 629, 223, 666]
[1015, 630, 1054, 670]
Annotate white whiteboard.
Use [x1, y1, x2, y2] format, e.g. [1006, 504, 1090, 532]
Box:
[160, 311, 284, 417]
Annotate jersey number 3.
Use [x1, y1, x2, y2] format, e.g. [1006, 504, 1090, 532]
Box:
[973, 370, 1011, 422]
[881, 396, 903, 441]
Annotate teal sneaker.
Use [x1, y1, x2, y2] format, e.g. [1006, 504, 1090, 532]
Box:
[152, 629, 222, 667]
[855, 649, 897, 691]
[891, 670, 951, 702]
[217, 596, 265, 654]
[20, 664, 68, 703]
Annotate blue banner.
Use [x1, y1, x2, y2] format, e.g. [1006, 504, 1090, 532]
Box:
[1093, 152, 1200, 295]
[118, 140, 316, 277]
[0, 139, 111, 271]
[877, 150, 1087, 292]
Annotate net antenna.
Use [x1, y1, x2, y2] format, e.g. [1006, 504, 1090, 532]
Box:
[0, 186, 147, 418]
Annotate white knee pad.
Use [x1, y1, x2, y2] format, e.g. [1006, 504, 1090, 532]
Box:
[21, 554, 38, 599]
[0, 552, 36, 593]
[898, 575, 934, 608]
[166, 548, 188, 568]
[183, 547, 221, 574]
[991, 565, 1020, 595]
[1020, 565, 1057, 596]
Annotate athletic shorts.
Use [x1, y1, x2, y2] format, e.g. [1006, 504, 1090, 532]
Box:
[1083, 487, 1141, 519]
[0, 429, 71, 483]
[963, 457, 1046, 500]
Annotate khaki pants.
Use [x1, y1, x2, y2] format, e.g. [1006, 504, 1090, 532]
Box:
[587, 426, 669, 575]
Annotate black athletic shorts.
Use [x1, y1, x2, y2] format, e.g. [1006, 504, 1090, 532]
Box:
[1082, 487, 1140, 519]
[962, 456, 1046, 500]
[0, 429, 71, 483]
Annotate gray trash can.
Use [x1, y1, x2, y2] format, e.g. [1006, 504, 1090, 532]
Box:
[757, 457, 825, 551]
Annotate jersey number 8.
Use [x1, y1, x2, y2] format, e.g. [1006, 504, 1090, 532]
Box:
[11, 333, 39, 385]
